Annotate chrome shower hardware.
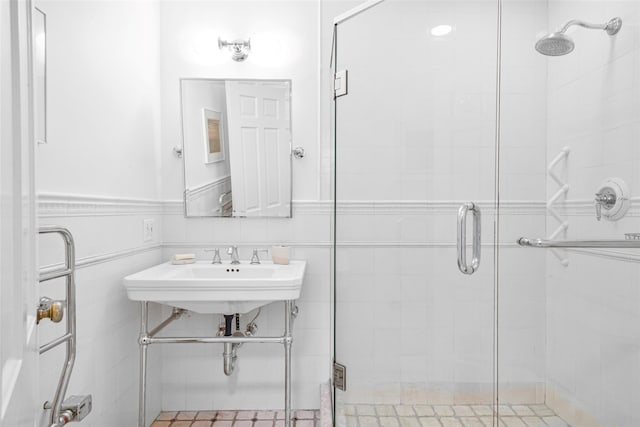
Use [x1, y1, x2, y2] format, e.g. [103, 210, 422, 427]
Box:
[518, 237, 640, 248]
[595, 188, 616, 221]
[536, 17, 622, 56]
[457, 202, 481, 275]
[594, 178, 629, 221]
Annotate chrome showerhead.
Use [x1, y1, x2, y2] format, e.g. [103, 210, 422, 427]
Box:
[535, 17, 622, 57]
[535, 32, 575, 56]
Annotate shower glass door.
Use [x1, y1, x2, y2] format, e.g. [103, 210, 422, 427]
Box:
[333, 0, 499, 425]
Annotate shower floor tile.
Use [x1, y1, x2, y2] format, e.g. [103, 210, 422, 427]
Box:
[152, 410, 320, 427]
[336, 404, 570, 427]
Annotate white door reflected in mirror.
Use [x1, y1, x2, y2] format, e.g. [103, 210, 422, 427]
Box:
[180, 78, 293, 218]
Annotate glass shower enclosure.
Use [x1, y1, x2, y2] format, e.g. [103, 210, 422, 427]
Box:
[332, 0, 499, 423]
[332, 0, 640, 426]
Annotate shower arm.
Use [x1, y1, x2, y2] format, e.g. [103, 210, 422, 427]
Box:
[558, 17, 621, 35]
[559, 20, 606, 33]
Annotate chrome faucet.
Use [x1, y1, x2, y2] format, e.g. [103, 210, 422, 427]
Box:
[204, 248, 222, 264]
[227, 246, 240, 264]
[205, 248, 222, 264]
[250, 248, 269, 265]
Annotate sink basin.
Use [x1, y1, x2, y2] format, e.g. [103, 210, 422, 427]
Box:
[123, 260, 306, 314]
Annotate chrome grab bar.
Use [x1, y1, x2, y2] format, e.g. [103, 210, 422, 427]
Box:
[518, 237, 640, 248]
[457, 202, 481, 275]
[38, 226, 91, 426]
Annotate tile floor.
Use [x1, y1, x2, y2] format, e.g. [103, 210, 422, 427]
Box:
[151, 410, 320, 427]
[336, 404, 571, 427]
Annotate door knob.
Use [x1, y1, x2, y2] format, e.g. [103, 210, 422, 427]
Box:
[37, 296, 64, 324]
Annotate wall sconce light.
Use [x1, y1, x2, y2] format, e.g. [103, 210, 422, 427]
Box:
[218, 37, 251, 62]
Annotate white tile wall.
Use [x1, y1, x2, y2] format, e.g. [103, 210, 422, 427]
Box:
[544, 1, 640, 425]
[37, 212, 165, 427]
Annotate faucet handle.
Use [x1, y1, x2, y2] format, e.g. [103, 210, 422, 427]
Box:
[204, 248, 222, 264]
[250, 248, 269, 265]
[227, 246, 240, 265]
[594, 188, 616, 221]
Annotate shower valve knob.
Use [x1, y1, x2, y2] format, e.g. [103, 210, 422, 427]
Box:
[594, 178, 630, 222]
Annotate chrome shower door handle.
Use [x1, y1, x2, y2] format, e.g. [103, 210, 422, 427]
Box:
[457, 202, 481, 275]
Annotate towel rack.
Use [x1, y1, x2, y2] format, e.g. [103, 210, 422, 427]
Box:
[38, 226, 92, 426]
[517, 237, 640, 248]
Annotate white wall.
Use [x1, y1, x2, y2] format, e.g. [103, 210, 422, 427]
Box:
[35, 1, 165, 426]
[544, 1, 640, 426]
[37, 0, 162, 200]
[158, 0, 330, 411]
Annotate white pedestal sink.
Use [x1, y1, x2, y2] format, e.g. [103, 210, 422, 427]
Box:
[124, 258, 306, 427]
[123, 260, 306, 314]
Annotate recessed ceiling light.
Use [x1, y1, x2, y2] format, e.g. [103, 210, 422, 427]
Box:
[431, 25, 452, 37]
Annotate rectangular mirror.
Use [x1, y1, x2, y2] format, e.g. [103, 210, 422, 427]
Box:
[180, 78, 292, 218]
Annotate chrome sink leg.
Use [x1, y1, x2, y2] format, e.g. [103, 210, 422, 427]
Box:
[139, 301, 149, 427]
[284, 300, 293, 427]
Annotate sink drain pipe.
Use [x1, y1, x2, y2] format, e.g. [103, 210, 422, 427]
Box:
[222, 315, 237, 376]
[220, 309, 262, 376]
[222, 342, 237, 376]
